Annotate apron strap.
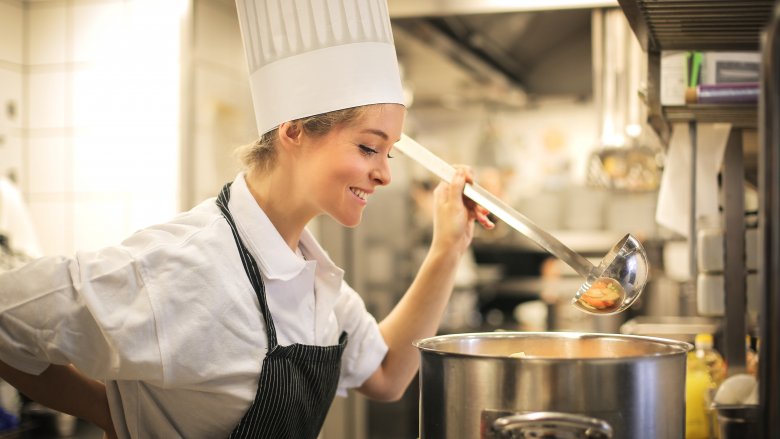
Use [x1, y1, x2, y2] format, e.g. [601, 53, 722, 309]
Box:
[216, 183, 279, 349]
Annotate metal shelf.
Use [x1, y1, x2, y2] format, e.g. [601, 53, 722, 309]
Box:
[618, 0, 775, 51]
[618, 0, 771, 381]
[617, 2, 772, 144]
[663, 104, 758, 127]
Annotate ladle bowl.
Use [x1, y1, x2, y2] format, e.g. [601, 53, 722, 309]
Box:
[395, 134, 650, 315]
[572, 234, 649, 315]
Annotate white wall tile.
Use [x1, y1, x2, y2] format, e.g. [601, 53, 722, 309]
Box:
[72, 68, 180, 127]
[0, 133, 22, 184]
[27, 195, 71, 256]
[27, 70, 67, 129]
[19, 0, 190, 258]
[120, 70, 180, 126]
[72, 127, 178, 192]
[129, 192, 179, 232]
[71, 1, 127, 64]
[195, 0, 243, 71]
[72, 67, 181, 129]
[126, 0, 184, 63]
[73, 194, 130, 250]
[125, 133, 180, 189]
[27, 135, 68, 193]
[193, 66, 253, 131]
[71, 66, 120, 127]
[72, 127, 135, 192]
[27, 3, 68, 66]
[0, 68, 23, 131]
[0, 2, 23, 64]
[190, 64, 253, 206]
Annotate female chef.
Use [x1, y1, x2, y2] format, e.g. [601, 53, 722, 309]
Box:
[0, 0, 493, 438]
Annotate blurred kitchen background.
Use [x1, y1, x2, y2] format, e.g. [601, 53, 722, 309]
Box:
[0, 0, 763, 438]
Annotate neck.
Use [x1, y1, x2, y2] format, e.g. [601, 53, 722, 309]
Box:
[244, 167, 312, 251]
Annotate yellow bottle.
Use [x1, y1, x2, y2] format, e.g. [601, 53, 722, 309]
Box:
[686, 350, 715, 439]
[694, 333, 726, 438]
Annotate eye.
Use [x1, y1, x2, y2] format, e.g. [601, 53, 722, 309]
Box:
[359, 145, 378, 156]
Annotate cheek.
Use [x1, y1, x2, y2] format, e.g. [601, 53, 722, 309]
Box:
[305, 147, 367, 193]
[325, 158, 365, 184]
[306, 157, 358, 199]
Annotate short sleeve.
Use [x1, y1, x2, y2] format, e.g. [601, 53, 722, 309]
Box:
[0, 250, 164, 383]
[333, 281, 387, 396]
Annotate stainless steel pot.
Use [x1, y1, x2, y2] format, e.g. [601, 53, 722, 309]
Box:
[414, 332, 691, 438]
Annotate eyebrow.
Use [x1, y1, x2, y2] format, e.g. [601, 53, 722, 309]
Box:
[361, 128, 389, 141]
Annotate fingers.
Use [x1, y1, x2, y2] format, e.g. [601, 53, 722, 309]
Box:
[444, 166, 496, 230]
[448, 167, 468, 198]
[433, 167, 467, 201]
[475, 206, 495, 229]
[456, 166, 495, 229]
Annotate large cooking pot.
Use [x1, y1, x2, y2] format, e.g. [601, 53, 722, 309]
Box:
[415, 332, 691, 438]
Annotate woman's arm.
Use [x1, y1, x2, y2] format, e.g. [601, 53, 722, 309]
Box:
[0, 361, 117, 438]
[359, 168, 493, 401]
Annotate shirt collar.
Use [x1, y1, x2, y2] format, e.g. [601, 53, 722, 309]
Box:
[299, 228, 344, 283]
[227, 172, 307, 281]
[299, 227, 346, 319]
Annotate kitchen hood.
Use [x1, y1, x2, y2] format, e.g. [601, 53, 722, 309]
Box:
[388, 1, 618, 107]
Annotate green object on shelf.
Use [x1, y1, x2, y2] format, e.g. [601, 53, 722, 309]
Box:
[688, 51, 704, 88]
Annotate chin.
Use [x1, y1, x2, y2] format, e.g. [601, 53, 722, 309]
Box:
[334, 213, 363, 228]
[341, 218, 363, 228]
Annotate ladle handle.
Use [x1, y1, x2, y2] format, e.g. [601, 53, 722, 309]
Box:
[396, 134, 595, 277]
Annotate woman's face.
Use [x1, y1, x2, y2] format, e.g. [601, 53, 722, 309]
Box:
[298, 104, 405, 227]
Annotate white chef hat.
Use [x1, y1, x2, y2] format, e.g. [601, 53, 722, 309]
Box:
[236, 0, 405, 136]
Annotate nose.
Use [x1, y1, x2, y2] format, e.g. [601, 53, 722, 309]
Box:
[371, 157, 392, 186]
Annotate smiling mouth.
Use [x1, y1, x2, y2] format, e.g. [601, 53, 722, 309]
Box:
[350, 187, 368, 201]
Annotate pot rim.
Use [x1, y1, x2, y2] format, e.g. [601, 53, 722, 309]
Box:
[413, 331, 692, 361]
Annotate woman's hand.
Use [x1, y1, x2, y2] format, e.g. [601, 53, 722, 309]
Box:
[360, 166, 495, 401]
[430, 166, 494, 256]
[96, 394, 118, 439]
[0, 362, 117, 438]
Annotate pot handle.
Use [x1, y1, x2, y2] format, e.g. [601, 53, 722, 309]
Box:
[492, 411, 613, 438]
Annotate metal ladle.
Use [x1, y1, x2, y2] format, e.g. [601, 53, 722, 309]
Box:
[395, 134, 649, 315]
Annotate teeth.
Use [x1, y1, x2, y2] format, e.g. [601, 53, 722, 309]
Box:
[351, 188, 367, 200]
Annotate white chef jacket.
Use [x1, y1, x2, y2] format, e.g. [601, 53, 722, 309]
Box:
[0, 173, 388, 438]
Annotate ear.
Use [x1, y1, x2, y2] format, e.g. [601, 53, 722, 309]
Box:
[277, 121, 303, 149]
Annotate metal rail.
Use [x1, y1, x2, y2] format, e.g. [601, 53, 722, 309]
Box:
[618, 0, 774, 51]
[759, 2, 780, 437]
[722, 129, 747, 375]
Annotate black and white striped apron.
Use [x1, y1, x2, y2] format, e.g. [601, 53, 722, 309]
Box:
[216, 183, 348, 439]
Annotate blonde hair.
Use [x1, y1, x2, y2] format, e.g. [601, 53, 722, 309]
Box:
[238, 105, 373, 171]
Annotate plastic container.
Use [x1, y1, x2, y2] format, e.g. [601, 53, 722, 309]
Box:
[686, 333, 726, 438]
[686, 351, 716, 438]
[695, 333, 727, 385]
[684, 83, 760, 104]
